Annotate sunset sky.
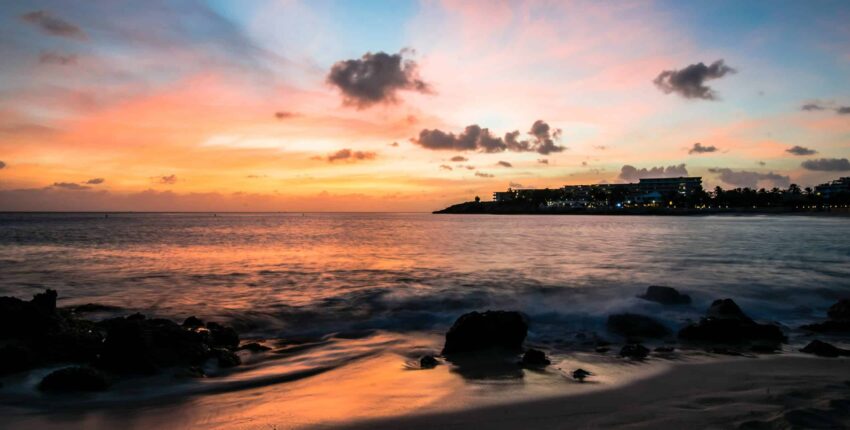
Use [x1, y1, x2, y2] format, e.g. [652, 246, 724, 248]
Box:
[1, 0, 849, 211]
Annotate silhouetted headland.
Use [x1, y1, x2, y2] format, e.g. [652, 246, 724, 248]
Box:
[435, 176, 850, 215]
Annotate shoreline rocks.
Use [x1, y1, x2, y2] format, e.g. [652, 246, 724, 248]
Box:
[800, 340, 850, 358]
[520, 349, 551, 367]
[801, 299, 850, 333]
[442, 311, 528, 355]
[607, 314, 670, 339]
[638, 286, 691, 305]
[678, 299, 785, 346]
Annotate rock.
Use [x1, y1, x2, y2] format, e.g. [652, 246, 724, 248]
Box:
[442, 311, 528, 355]
[213, 348, 241, 368]
[638, 286, 691, 305]
[98, 315, 212, 374]
[238, 342, 271, 352]
[182, 316, 205, 329]
[827, 299, 850, 320]
[419, 355, 439, 369]
[0, 344, 37, 375]
[31, 289, 58, 313]
[800, 340, 850, 358]
[607, 314, 670, 339]
[654, 346, 675, 353]
[619, 343, 650, 360]
[69, 303, 122, 314]
[595, 347, 610, 353]
[520, 349, 551, 367]
[207, 322, 239, 350]
[571, 368, 592, 382]
[38, 366, 109, 392]
[678, 299, 785, 345]
[801, 320, 850, 333]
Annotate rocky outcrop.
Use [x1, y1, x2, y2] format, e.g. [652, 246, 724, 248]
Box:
[619, 343, 650, 360]
[638, 286, 691, 305]
[607, 313, 670, 339]
[38, 366, 109, 392]
[520, 349, 551, 367]
[802, 299, 850, 333]
[800, 340, 850, 358]
[678, 299, 785, 346]
[442, 311, 528, 355]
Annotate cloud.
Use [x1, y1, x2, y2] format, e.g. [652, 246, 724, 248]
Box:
[497, 161, 513, 168]
[594, 145, 608, 150]
[439, 164, 452, 171]
[85, 178, 105, 185]
[618, 164, 689, 181]
[708, 168, 790, 189]
[581, 161, 588, 167]
[786, 145, 817, 156]
[537, 159, 549, 164]
[21, 10, 87, 40]
[758, 161, 766, 166]
[326, 148, 377, 162]
[326, 50, 431, 108]
[801, 158, 850, 171]
[0, 161, 5, 169]
[274, 111, 297, 119]
[413, 120, 565, 154]
[52, 182, 90, 191]
[157, 175, 177, 185]
[801, 103, 826, 111]
[509, 182, 523, 188]
[653, 60, 735, 100]
[474, 171, 494, 178]
[688, 142, 717, 154]
[389, 142, 399, 147]
[838, 107, 850, 115]
[450, 156, 468, 162]
[39, 51, 77, 65]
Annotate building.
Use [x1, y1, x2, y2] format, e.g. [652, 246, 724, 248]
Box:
[637, 177, 703, 197]
[815, 177, 850, 200]
[493, 189, 517, 202]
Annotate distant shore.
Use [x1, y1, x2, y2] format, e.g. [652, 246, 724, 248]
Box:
[434, 201, 850, 216]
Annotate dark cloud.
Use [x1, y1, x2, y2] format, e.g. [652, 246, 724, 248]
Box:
[39, 51, 77, 65]
[461, 165, 475, 170]
[786, 145, 817, 156]
[497, 161, 513, 168]
[708, 168, 790, 189]
[474, 171, 494, 178]
[274, 111, 297, 119]
[389, 142, 399, 147]
[838, 107, 850, 115]
[509, 182, 524, 188]
[618, 164, 689, 182]
[439, 164, 452, 171]
[801, 158, 850, 171]
[581, 161, 588, 167]
[653, 60, 735, 100]
[157, 175, 177, 185]
[537, 159, 549, 164]
[413, 120, 564, 155]
[758, 161, 766, 166]
[327, 50, 431, 108]
[21, 10, 87, 40]
[85, 178, 105, 185]
[0, 161, 5, 169]
[326, 148, 377, 162]
[801, 103, 826, 111]
[52, 182, 90, 191]
[450, 156, 468, 162]
[688, 142, 717, 154]
[594, 145, 608, 150]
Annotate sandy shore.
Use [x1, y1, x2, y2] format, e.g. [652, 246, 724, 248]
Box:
[339, 355, 850, 430]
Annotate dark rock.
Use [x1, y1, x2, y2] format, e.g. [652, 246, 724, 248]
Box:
[801, 320, 850, 333]
[98, 315, 212, 374]
[595, 347, 610, 353]
[182, 316, 205, 329]
[607, 314, 670, 339]
[827, 299, 850, 320]
[571, 368, 592, 382]
[678, 299, 785, 345]
[213, 348, 241, 368]
[0, 344, 37, 375]
[419, 355, 439, 369]
[638, 286, 691, 305]
[442, 311, 528, 355]
[800, 340, 850, 358]
[207, 322, 239, 350]
[31, 289, 58, 313]
[238, 342, 271, 352]
[520, 349, 551, 367]
[38, 366, 109, 392]
[70, 303, 122, 314]
[654, 346, 675, 353]
[619, 343, 650, 360]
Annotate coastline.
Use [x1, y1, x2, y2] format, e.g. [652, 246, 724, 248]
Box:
[433, 201, 850, 216]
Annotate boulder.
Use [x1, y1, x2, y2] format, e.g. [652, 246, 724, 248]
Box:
[827, 299, 850, 321]
[571, 368, 592, 382]
[182, 316, 205, 329]
[619, 343, 649, 360]
[638, 286, 691, 305]
[442, 311, 528, 355]
[800, 340, 850, 358]
[213, 348, 241, 368]
[38, 366, 109, 392]
[238, 342, 271, 352]
[207, 322, 239, 350]
[678, 299, 785, 345]
[520, 349, 551, 367]
[607, 314, 670, 339]
[0, 344, 37, 375]
[419, 355, 439, 369]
